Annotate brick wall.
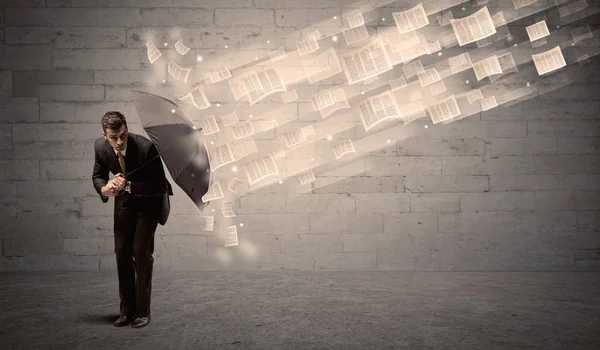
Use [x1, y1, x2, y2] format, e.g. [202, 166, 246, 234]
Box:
[0, 0, 599, 271]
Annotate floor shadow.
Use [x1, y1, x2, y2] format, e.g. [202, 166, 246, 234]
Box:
[80, 314, 119, 325]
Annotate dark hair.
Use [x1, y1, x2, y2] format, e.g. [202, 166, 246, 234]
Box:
[101, 111, 128, 134]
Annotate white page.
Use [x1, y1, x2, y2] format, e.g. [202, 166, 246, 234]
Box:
[392, 3, 429, 34]
[480, 96, 498, 111]
[296, 38, 319, 56]
[426, 40, 441, 55]
[340, 38, 392, 85]
[200, 115, 219, 135]
[558, 0, 587, 17]
[227, 177, 243, 195]
[302, 48, 343, 84]
[202, 182, 224, 202]
[333, 140, 356, 160]
[319, 88, 350, 118]
[400, 100, 425, 125]
[571, 24, 594, 43]
[222, 201, 236, 218]
[532, 46, 566, 75]
[428, 95, 460, 124]
[211, 144, 235, 172]
[269, 47, 287, 62]
[342, 25, 370, 46]
[298, 170, 316, 185]
[231, 138, 258, 160]
[473, 55, 503, 81]
[174, 38, 190, 55]
[526, 20, 550, 42]
[389, 76, 407, 90]
[448, 52, 473, 74]
[442, 33, 458, 48]
[245, 154, 279, 185]
[347, 13, 365, 28]
[403, 60, 425, 80]
[417, 68, 441, 87]
[146, 41, 162, 64]
[429, 80, 447, 96]
[224, 225, 238, 247]
[167, 60, 192, 82]
[220, 111, 239, 127]
[231, 121, 255, 140]
[358, 91, 402, 132]
[450, 6, 496, 46]
[203, 67, 232, 84]
[177, 86, 211, 110]
[204, 216, 214, 231]
[466, 89, 484, 104]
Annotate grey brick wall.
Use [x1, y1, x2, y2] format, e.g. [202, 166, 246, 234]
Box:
[0, 0, 599, 271]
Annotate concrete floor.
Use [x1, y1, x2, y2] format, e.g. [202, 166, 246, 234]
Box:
[0, 271, 599, 349]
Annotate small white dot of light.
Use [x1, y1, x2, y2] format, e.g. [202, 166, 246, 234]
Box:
[327, 135, 332, 140]
[164, 42, 168, 46]
[572, 42, 575, 46]
[279, 180, 283, 184]
[424, 125, 428, 128]
[225, 45, 229, 48]
[212, 209, 215, 212]
[556, 25, 560, 29]
[507, 35, 513, 42]
[255, 57, 258, 60]
[382, 17, 385, 21]
[232, 166, 238, 172]
[216, 103, 221, 107]
[332, 36, 338, 42]
[197, 56, 203, 62]
[239, 223, 244, 227]
[192, 126, 197, 129]
[526, 82, 530, 86]
[162, 79, 166, 83]
[361, 91, 365, 95]
[462, 7, 465, 10]
[514, 43, 518, 47]
[171, 109, 175, 113]
[466, 80, 469, 84]
[438, 52, 442, 56]
[333, 16, 338, 19]
[249, 114, 253, 118]
[267, 40, 270, 43]
[310, 158, 314, 161]
[210, 141, 214, 144]
[387, 139, 391, 143]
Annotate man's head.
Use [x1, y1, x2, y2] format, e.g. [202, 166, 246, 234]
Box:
[102, 111, 128, 152]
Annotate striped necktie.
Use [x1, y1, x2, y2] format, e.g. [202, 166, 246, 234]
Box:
[117, 151, 126, 174]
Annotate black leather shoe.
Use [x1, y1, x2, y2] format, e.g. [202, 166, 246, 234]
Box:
[131, 315, 151, 328]
[113, 314, 134, 327]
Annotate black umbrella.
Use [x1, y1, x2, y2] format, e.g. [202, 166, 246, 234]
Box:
[127, 90, 212, 212]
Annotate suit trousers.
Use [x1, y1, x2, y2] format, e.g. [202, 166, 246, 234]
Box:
[113, 196, 160, 318]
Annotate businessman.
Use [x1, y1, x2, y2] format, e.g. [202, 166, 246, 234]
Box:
[92, 111, 169, 328]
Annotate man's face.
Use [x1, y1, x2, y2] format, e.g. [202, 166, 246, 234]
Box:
[104, 125, 128, 151]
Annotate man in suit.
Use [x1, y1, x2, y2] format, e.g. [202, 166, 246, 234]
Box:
[92, 111, 169, 328]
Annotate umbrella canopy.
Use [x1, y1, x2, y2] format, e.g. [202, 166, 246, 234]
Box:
[128, 90, 212, 212]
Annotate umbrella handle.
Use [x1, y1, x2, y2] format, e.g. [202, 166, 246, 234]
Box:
[122, 153, 161, 179]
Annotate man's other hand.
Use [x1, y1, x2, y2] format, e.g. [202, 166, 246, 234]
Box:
[112, 174, 126, 191]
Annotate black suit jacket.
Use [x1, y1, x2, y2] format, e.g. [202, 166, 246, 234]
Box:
[92, 132, 173, 224]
